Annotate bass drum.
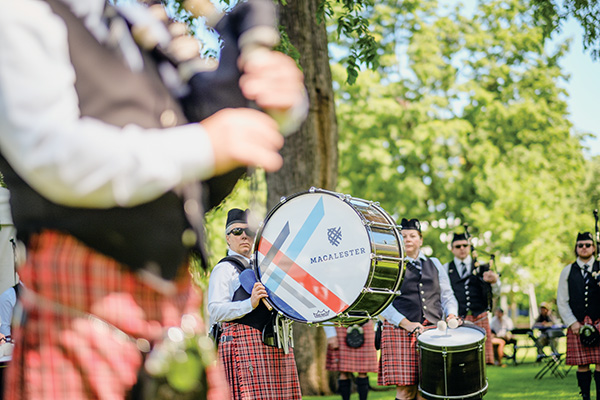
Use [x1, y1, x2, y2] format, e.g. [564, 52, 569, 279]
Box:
[418, 325, 488, 400]
[253, 188, 404, 325]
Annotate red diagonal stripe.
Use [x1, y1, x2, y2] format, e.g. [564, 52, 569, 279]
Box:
[258, 238, 348, 313]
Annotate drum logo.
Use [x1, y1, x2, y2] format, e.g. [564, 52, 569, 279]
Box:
[327, 227, 342, 246]
[313, 309, 330, 319]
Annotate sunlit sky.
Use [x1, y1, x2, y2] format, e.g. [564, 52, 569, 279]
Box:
[553, 19, 600, 157]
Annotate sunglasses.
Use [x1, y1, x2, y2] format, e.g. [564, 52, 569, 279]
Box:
[577, 243, 593, 249]
[453, 244, 469, 249]
[227, 227, 255, 237]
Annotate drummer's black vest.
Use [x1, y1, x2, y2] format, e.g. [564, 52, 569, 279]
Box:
[0, 0, 201, 280]
[393, 258, 443, 324]
[567, 261, 600, 322]
[448, 260, 490, 317]
[221, 256, 273, 332]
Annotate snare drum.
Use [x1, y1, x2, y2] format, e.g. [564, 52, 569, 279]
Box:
[418, 325, 488, 400]
[253, 188, 404, 325]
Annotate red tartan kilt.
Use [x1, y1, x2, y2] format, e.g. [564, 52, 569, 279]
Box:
[218, 322, 301, 400]
[565, 317, 600, 366]
[464, 313, 494, 365]
[378, 321, 434, 387]
[5, 230, 229, 400]
[325, 320, 378, 373]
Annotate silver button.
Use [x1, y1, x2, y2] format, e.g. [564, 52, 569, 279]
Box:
[423, 306, 427, 310]
[160, 109, 177, 127]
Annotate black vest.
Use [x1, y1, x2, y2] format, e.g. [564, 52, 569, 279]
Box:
[567, 261, 600, 322]
[220, 256, 273, 332]
[0, 0, 207, 280]
[448, 260, 490, 317]
[393, 258, 443, 324]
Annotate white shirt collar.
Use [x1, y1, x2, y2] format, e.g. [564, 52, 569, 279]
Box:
[576, 258, 595, 273]
[227, 249, 251, 263]
[454, 255, 472, 266]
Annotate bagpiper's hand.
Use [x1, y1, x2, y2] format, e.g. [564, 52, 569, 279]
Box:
[239, 50, 305, 113]
[570, 321, 582, 335]
[203, 108, 284, 175]
[482, 270, 498, 284]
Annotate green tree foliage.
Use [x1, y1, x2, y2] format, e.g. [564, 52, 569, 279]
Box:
[530, 0, 600, 59]
[334, 0, 591, 302]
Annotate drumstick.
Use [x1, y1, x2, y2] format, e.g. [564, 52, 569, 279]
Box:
[437, 320, 448, 332]
[448, 318, 459, 329]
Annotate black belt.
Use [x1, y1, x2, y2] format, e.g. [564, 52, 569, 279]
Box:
[220, 335, 234, 343]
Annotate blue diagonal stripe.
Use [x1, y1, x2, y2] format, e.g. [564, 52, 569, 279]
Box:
[285, 196, 325, 261]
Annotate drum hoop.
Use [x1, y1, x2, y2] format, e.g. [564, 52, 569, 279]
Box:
[252, 188, 404, 323]
[419, 381, 488, 400]
[417, 325, 486, 352]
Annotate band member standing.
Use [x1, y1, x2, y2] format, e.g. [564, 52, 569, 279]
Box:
[378, 218, 459, 400]
[557, 232, 600, 400]
[207, 209, 302, 400]
[324, 321, 377, 400]
[0, 0, 306, 398]
[443, 232, 500, 365]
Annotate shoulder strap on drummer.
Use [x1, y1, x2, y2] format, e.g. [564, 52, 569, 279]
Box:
[219, 255, 250, 274]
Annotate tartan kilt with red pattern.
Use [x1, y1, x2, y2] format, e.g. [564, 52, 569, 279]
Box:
[325, 321, 378, 373]
[377, 321, 434, 387]
[565, 316, 600, 366]
[464, 312, 494, 365]
[218, 322, 301, 400]
[4, 230, 229, 400]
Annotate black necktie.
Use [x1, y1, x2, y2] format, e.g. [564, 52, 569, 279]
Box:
[410, 259, 421, 275]
[460, 262, 467, 278]
[583, 264, 591, 285]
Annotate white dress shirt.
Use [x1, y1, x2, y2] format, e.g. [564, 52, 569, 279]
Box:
[490, 314, 514, 337]
[557, 257, 595, 328]
[207, 249, 254, 327]
[380, 251, 458, 326]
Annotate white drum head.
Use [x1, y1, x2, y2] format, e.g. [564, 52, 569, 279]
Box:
[255, 192, 372, 323]
[418, 326, 484, 347]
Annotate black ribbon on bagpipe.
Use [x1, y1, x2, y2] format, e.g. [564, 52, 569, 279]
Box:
[181, 0, 280, 209]
[592, 210, 600, 286]
[464, 224, 494, 311]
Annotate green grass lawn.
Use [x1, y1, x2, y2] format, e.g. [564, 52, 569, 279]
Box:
[304, 351, 581, 399]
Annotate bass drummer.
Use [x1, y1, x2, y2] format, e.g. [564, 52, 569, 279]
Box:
[207, 208, 302, 399]
[378, 218, 459, 400]
[443, 232, 500, 366]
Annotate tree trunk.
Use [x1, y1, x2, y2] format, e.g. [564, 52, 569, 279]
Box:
[268, 0, 338, 207]
[267, 0, 338, 395]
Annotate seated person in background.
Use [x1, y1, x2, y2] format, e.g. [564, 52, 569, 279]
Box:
[532, 302, 560, 360]
[490, 307, 515, 366]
